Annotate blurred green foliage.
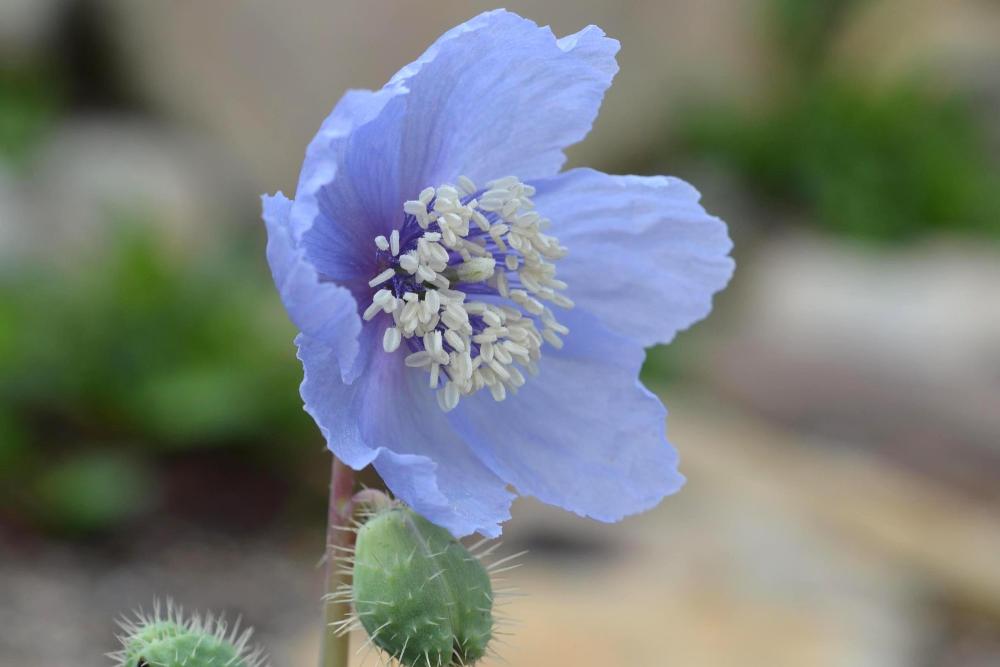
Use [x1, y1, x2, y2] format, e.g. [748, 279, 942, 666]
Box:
[35, 452, 157, 534]
[0, 32, 327, 538]
[682, 81, 1000, 241]
[0, 65, 61, 168]
[0, 220, 315, 534]
[672, 0, 1000, 242]
[767, 0, 862, 76]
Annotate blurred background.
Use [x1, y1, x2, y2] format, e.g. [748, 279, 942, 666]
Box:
[1, 1, 999, 665]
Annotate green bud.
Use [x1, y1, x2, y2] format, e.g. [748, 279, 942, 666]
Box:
[353, 507, 493, 666]
[113, 602, 266, 667]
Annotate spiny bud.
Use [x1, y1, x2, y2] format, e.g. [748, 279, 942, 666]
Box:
[352, 507, 494, 666]
[111, 601, 267, 667]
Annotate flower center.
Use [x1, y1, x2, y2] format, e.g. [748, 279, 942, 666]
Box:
[363, 175, 572, 411]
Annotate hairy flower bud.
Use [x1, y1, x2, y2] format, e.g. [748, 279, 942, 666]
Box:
[353, 507, 494, 666]
[112, 602, 266, 667]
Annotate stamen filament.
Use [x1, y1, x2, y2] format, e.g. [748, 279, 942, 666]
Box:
[364, 175, 572, 411]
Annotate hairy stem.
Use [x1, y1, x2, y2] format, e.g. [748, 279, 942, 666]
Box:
[320, 456, 356, 667]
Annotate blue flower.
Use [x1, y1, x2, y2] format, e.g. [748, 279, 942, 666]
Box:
[262, 10, 734, 537]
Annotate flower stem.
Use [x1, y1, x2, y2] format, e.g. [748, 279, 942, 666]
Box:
[320, 456, 356, 667]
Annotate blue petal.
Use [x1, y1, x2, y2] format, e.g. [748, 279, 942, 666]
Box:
[387, 9, 620, 197]
[296, 11, 619, 284]
[297, 333, 514, 537]
[286, 87, 412, 380]
[532, 168, 735, 346]
[262, 193, 361, 379]
[296, 89, 409, 286]
[449, 310, 684, 523]
[284, 12, 621, 377]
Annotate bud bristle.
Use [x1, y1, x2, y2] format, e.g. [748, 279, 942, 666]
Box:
[109, 600, 268, 667]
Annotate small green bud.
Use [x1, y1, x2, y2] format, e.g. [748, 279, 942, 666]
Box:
[112, 602, 267, 667]
[353, 507, 494, 666]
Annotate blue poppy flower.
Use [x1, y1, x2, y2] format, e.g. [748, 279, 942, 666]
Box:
[262, 9, 733, 537]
